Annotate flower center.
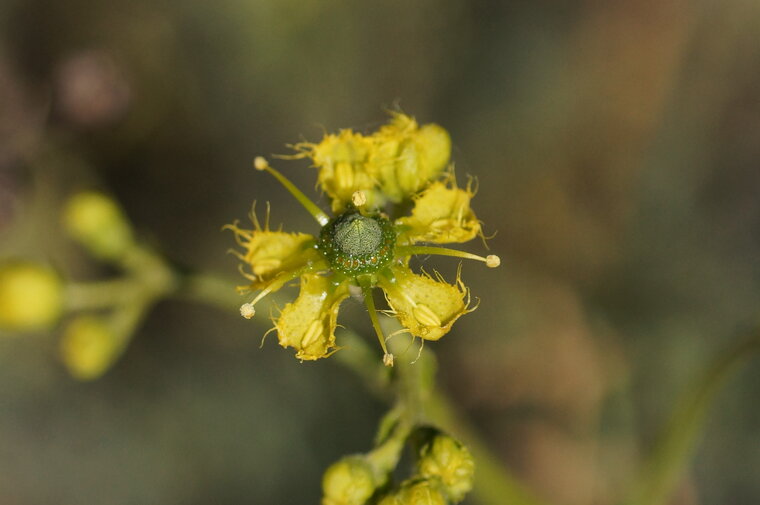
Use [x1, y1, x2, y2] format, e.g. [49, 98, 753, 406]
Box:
[318, 211, 395, 276]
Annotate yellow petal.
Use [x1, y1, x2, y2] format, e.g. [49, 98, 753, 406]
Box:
[370, 113, 451, 202]
[226, 221, 317, 290]
[295, 130, 383, 213]
[379, 266, 471, 342]
[275, 273, 349, 360]
[398, 179, 481, 244]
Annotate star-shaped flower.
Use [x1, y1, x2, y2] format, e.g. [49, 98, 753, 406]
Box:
[227, 113, 500, 366]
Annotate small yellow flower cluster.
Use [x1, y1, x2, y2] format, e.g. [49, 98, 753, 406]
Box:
[321, 429, 474, 505]
[2, 191, 172, 380]
[228, 112, 500, 365]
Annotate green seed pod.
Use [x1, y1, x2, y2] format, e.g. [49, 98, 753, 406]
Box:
[318, 210, 395, 276]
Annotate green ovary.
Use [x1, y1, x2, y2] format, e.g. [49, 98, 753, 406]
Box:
[318, 211, 395, 277]
[333, 214, 383, 256]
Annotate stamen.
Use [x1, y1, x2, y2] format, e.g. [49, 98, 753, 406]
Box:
[358, 276, 393, 367]
[351, 190, 367, 207]
[486, 254, 500, 268]
[239, 264, 321, 319]
[253, 156, 330, 226]
[395, 245, 501, 268]
[240, 303, 255, 319]
[383, 353, 394, 367]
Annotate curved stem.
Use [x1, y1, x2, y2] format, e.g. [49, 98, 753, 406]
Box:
[358, 276, 392, 365]
[620, 334, 760, 505]
[65, 280, 143, 311]
[254, 157, 330, 226]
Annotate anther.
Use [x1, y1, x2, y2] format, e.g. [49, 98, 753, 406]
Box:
[253, 156, 269, 171]
[301, 320, 323, 348]
[414, 304, 442, 327]
[383, 353, 394, 367]
[240, 303, 255, 319]
[486, 255, 501, 268]
[351, 190, 367, 207]
[252, 258, 282, 276]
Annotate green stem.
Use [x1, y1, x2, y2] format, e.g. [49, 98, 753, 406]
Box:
[358, 276, 392, 364]
[177, 272, 243, 312]
[65, 280, 143, 311]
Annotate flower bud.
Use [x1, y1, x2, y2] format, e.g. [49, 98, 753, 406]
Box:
[63, 191, 134, 260]
[0, 261, 63, 332]
[322, 455, 377, 505]
[377, 479, 447, 505]
[417, 435, 474, 503]
[59, 315, 120, 380]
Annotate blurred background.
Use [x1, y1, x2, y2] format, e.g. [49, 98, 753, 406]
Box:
[1, 0, 760, 504]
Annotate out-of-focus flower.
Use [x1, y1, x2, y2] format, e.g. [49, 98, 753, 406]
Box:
[0, 261, 64, 332]
[54, 50, 131, 127]
[63, 191, 134, 260]
[228, 113, 500, 365]
[59, 315, 121, 380]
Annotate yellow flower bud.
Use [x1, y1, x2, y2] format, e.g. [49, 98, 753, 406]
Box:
[418, 436, 474, 503]
[59, 315, 120, 380]
[322, 456, 377, 505]
[63, 191, 134, 260]
[0, 261, 64, 332]
[378, 479, 447, 505]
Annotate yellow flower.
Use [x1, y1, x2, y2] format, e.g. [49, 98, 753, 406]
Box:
[378, 266, 471, 342]
[275, 273, 349, 361]
[229, 114, 499, 365]
[225, 206, 321, 290]
[294, 130, 382, 213]
[0, 261, 64, 332]
[59, 315, 121, 380]
[63, 191, 134, 260]
[370, 112, 451, 202]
